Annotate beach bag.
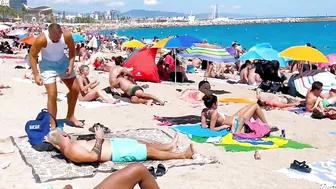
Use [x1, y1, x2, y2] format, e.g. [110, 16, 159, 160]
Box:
[25, 109, 55, 146]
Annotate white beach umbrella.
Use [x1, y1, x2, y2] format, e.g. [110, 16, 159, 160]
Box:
[7, 29, 27, 36]
[0, 25, 10, 30]
[87, 36, 98, 48]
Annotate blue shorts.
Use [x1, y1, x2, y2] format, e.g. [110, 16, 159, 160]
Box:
[39, 55, 75, 84]
[111, 138, 147, 162]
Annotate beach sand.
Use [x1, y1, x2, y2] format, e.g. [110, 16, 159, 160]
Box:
[0, 57, 335, 189]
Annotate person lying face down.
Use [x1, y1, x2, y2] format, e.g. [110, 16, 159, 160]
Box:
[47, 126, 193, 164]
[201, 94, 276, 133]
[110, 77, 165, 106]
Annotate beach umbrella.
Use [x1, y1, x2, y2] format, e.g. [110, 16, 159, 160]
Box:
[225, 47, 236, 56]
[293, 70, 336, 97]
[279, 46, 329, 63]
[71, 33, 86, 43]
[249, 43, 272, 51]
[7, 29, 27, 36]
[18, 36, 36, 45]
[87, 36, 98, 48]
[152, 36, 202, 49]
[179, 46, 235, 63]
[318, 54, 336, 69]
[240, 48, 288, 68]
[122, 40, 145, 49]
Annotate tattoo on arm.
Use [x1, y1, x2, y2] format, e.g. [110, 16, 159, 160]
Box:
[92, 138, 104, 160]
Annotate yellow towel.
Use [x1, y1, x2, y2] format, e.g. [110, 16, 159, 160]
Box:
[221, 134, 288, 149]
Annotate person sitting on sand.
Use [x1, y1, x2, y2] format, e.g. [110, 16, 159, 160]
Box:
[239, 61, 253, 84]
[110, 77, 165, 106]
[109, 56, 134, 84]
[46, 126, 194, 164]
[247, 62, 262, 85]
[312, 95, 336, 111]
[256, 89, 303, 109]
[93, 56, 112, 72]
[306, 81, 330, 112]
[77, 65, 120, 104]
[63, 163, 160, 189]
[201, 94, 278, 133]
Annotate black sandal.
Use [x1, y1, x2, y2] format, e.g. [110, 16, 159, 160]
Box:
[148, 166, 157, 179]
[290, 160, 312, 173]
[155, 164, 168, 177]
[88, 123, 111, 133]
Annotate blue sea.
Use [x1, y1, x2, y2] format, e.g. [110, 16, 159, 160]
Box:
[101, 21, 336, 54]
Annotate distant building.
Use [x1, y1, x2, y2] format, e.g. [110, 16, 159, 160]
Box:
[212, 4, 219, 19]
[0, 0, 9, 7]
[10, 0, 25, 11]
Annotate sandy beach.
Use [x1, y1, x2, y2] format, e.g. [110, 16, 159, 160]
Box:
[0, 54, 335, 189]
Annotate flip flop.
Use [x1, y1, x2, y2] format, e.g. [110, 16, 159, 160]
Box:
[147, 166, 157, 179]
[155, 164, 168, 177]
[270, 126, 279, 132]
[157, 121, 172, 126]
[88, 123, 111, 133]
[65, 120, 85, 128]
[153, 115, 163, 121]
[290, 160, 311, 173]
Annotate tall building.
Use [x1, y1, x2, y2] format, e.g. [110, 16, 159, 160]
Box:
[212, 4, 219, 19]
[10, 0, 26, 11]
[0, 0, 9, 7]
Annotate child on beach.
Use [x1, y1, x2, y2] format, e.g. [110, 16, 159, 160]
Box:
[77, 65, 120, 104]
[201, 94, 278, 133]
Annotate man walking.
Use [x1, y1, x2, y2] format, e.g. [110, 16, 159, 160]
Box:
[30, 23, 83, 129]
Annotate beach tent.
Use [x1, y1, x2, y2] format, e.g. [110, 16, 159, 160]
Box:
[123, 48, 160, 83]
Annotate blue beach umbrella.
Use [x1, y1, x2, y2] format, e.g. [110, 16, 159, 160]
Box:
[240, 48, 288, 68]
[71, 33, 86, 43]
[19, 33, 28, 40]
[249, 43, 272, 51]
[152, 36, 202, 49]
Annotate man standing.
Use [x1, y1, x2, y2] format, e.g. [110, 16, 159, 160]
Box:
[30, 23, 83, 129]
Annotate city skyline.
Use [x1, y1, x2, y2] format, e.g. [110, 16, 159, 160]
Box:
[27, 0, 336, 17]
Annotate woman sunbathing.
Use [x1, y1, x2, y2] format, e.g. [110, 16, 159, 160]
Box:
[311, 107, 336, 120]
[77, 65, 120, 104]
[256, 89, 303, 109]
[201, 94, 278, 133]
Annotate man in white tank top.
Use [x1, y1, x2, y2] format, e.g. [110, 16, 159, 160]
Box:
[29, 23, 83, 129]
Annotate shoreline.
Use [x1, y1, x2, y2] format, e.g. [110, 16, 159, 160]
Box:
[77, 17, 336, 32]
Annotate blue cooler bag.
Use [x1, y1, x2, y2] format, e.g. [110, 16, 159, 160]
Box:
[25, 109, 56, 146]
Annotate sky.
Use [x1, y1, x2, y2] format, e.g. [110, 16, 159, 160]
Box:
[28, 0, 336, 16]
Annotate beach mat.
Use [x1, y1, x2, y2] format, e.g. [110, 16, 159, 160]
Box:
[191, 135, 313, 152]
[12, 128, 216, 183]
[172, 124, 229, 138]
[58, 95, 129, 109]
[276, 159, 336, 187]
[218, 97, 257, 104]
[155, 115, 201, 126]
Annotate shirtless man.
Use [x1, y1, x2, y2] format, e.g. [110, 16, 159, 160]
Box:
[247, 63, 261, 85]
[110, 77, 165, 105]
[305, 81, 329, 112]
[30, 23, 83, 129]
[109, 56, 133, 84]
[239, 61, 252, 83]
[47, 126, 194, 164]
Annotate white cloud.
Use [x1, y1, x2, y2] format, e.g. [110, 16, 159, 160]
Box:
[107, 1, 125, 6]
[30, 0, 108, 5]
[233, 5, 241, 9]
[144, 0, 158, 5]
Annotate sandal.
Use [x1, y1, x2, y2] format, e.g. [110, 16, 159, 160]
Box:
[148, 166, 157, 179]
[290, 160, 312, 173]
[88, 123, 111, 133]
[153, 115, 163, 121]
[155, 164, 168, 177]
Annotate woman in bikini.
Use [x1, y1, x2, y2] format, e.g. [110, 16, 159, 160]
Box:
[77, 65, 120, 104]
[256, 89, 303, 109]
[201, 94, 277, 133]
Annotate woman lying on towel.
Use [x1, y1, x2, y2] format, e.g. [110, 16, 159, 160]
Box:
[77, 65, 120, 104]
[201, 94, 278, 133]
[256, 89, 303, 109]
[64, 163, 160, 189]
[311, 107, 336, 120]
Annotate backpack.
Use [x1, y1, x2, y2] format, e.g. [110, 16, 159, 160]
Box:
[25, 109, 56, 146]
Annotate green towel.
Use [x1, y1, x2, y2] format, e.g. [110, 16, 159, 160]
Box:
[191, 136, 314, 152]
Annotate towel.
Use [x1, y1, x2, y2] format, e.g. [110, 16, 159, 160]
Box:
[288, 107, 306, 114]
[58, 95, 129, 109]
[276, 159, 336, 187]
[172, 124, 229, 138]
[330, 132, 336, 136]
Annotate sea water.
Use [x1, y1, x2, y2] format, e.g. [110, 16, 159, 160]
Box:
[101, 21, 336, 54]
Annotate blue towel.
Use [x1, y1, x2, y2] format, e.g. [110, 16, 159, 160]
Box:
[172, 124, 229, 137]
[330, 132, 336, 136]
[288, 107, 306, 114]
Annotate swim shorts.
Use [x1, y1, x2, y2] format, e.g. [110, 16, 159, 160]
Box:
[39, 55, 75, 84]
[129, 86, 143, 97]
[110, 138, 147, 162]
[322, 99, 332, 108]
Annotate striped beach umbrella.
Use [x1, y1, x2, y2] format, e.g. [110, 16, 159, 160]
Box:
[179, 46, 235, 63]
[293, 70, 336, 97]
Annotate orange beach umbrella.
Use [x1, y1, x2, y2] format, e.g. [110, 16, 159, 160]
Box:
[18, 36, 36, 45]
